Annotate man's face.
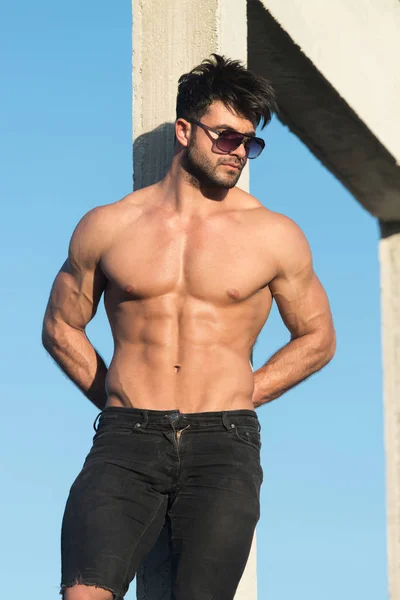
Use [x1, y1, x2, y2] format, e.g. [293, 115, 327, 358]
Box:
[182, 101, 255, 190]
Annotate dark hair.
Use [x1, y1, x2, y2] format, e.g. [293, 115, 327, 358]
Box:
[176, 54, 277, 130]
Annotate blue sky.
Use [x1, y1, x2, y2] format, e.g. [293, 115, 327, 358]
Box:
[1, 2, 386, 599]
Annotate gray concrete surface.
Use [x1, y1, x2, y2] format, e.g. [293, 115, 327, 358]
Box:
[380, 222, 400, 600]
[247, 2, 400, 596]
[248, 0, 400, 222]
[256, 0, 400, 164]
[133, 1, 400, 597]
[132, 1, 256, 598]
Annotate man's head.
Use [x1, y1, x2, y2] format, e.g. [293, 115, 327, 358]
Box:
[174, 54, 277, 190]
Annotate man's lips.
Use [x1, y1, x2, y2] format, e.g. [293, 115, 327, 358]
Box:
[221, 163, 241, 170]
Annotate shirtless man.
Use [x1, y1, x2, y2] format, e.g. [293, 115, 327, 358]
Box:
[42, 54, 335, 600]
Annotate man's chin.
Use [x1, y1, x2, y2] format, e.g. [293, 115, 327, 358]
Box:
[210, 167, 242, 188]
[206, 177, 239, 190]
[221, 173, 241, 188]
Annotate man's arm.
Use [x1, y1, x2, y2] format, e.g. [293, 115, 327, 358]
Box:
[42, 207, 110, 410]
[252, 216, 336, 408]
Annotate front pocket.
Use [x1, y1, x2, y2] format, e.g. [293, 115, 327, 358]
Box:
[234, 425, 261, 451]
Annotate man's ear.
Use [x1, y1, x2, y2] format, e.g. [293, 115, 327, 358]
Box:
[175, 118, 191, 149]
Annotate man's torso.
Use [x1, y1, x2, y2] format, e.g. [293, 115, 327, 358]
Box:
[99, 184, 277, 413]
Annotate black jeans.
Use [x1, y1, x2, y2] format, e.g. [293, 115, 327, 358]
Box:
[61, 407, 263, 600]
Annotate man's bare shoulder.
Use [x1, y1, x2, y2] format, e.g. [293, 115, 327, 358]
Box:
[264, 211, 312, 274]
[76, 189, 149, 232]
[240, 197, 312, 271]
[232, 187, 263, 210]
[233, 188, 295, 225]
[259, 207, 304, 237]
[69, 190, 149, 262]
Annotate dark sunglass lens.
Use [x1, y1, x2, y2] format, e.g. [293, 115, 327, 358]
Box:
[218, 131, 264, 158]
[217, 131, 243, 153]
[245, 138, 264, 158]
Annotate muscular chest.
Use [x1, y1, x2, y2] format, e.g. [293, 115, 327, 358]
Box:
[101, 212, 273, 304]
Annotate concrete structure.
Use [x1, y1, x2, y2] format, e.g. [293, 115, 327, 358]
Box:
[379, 221, 400, 600]
[133, 0, 400, 597]
[132, 1, 255, 599]
[247, 3, 400, 598]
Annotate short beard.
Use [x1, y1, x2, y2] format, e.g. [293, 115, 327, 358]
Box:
[181, 138, 242, 190]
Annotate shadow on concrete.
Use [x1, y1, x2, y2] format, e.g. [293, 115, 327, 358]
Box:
[380, 221, 400, 239]
[248, 0, 400, 222]
[133, 122, 176, 191]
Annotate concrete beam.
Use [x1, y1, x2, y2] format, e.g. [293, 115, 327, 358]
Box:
[247, 0, 400, 221]
[255, 0, 400, 163]
[379, 221, 400, 600]
[132, 1, 256, 598]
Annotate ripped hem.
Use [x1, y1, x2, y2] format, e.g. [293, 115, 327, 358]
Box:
[60, 578, 123, 599]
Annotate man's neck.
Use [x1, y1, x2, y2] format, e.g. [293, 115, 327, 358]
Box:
[159, 161, 230, 216]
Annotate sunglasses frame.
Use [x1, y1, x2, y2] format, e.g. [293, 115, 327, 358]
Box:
[187, 119, 265, 159]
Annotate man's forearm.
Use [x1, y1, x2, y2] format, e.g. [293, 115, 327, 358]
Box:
[42, 324, 108, 410]
[252, 332, 335, 408]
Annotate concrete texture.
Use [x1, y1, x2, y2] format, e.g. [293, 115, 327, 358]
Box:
[132, 1, 255, 597]
[248, 3, 400, 595]
[132, 0, 249, 192]
[247, 0, 400, 221]
[380, 221, 400, 600]
[257, 0, 400, 164]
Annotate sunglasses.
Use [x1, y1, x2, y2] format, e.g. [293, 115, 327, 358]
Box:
[188, 119, 265, 159]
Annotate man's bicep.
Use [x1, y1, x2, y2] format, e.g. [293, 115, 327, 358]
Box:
[45, 258, 107, 331]
[268, 216, 333, 339]
[270, 266, 333, 340]
[44, 209, 108, 332]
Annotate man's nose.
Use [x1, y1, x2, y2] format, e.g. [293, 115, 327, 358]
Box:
[232, 141, 247, 160]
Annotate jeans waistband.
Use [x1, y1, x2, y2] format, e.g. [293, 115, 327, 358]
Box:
[93, 406, 259, 432]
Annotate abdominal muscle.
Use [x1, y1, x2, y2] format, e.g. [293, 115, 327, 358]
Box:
[105, 344, 256, 413]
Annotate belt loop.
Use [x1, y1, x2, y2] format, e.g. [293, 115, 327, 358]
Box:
[141, 410, 149, 427]
[93, 411, 102, 432]
[222, 411, 233, 431]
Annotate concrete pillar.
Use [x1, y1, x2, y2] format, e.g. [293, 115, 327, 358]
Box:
[379, 221, 400, 600]
[132, 1, 256, 598]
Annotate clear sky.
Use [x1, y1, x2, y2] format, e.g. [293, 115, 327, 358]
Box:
[1, 2, 387, 599]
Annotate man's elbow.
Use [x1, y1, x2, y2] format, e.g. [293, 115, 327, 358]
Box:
[42, 318, 59, 351]
[41, 317, 72, 352]
[315, 326, 336, 368]
[294, 325, 335, 371]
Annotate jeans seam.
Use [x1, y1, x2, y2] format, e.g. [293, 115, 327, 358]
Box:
[118, 494, 166, 598]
